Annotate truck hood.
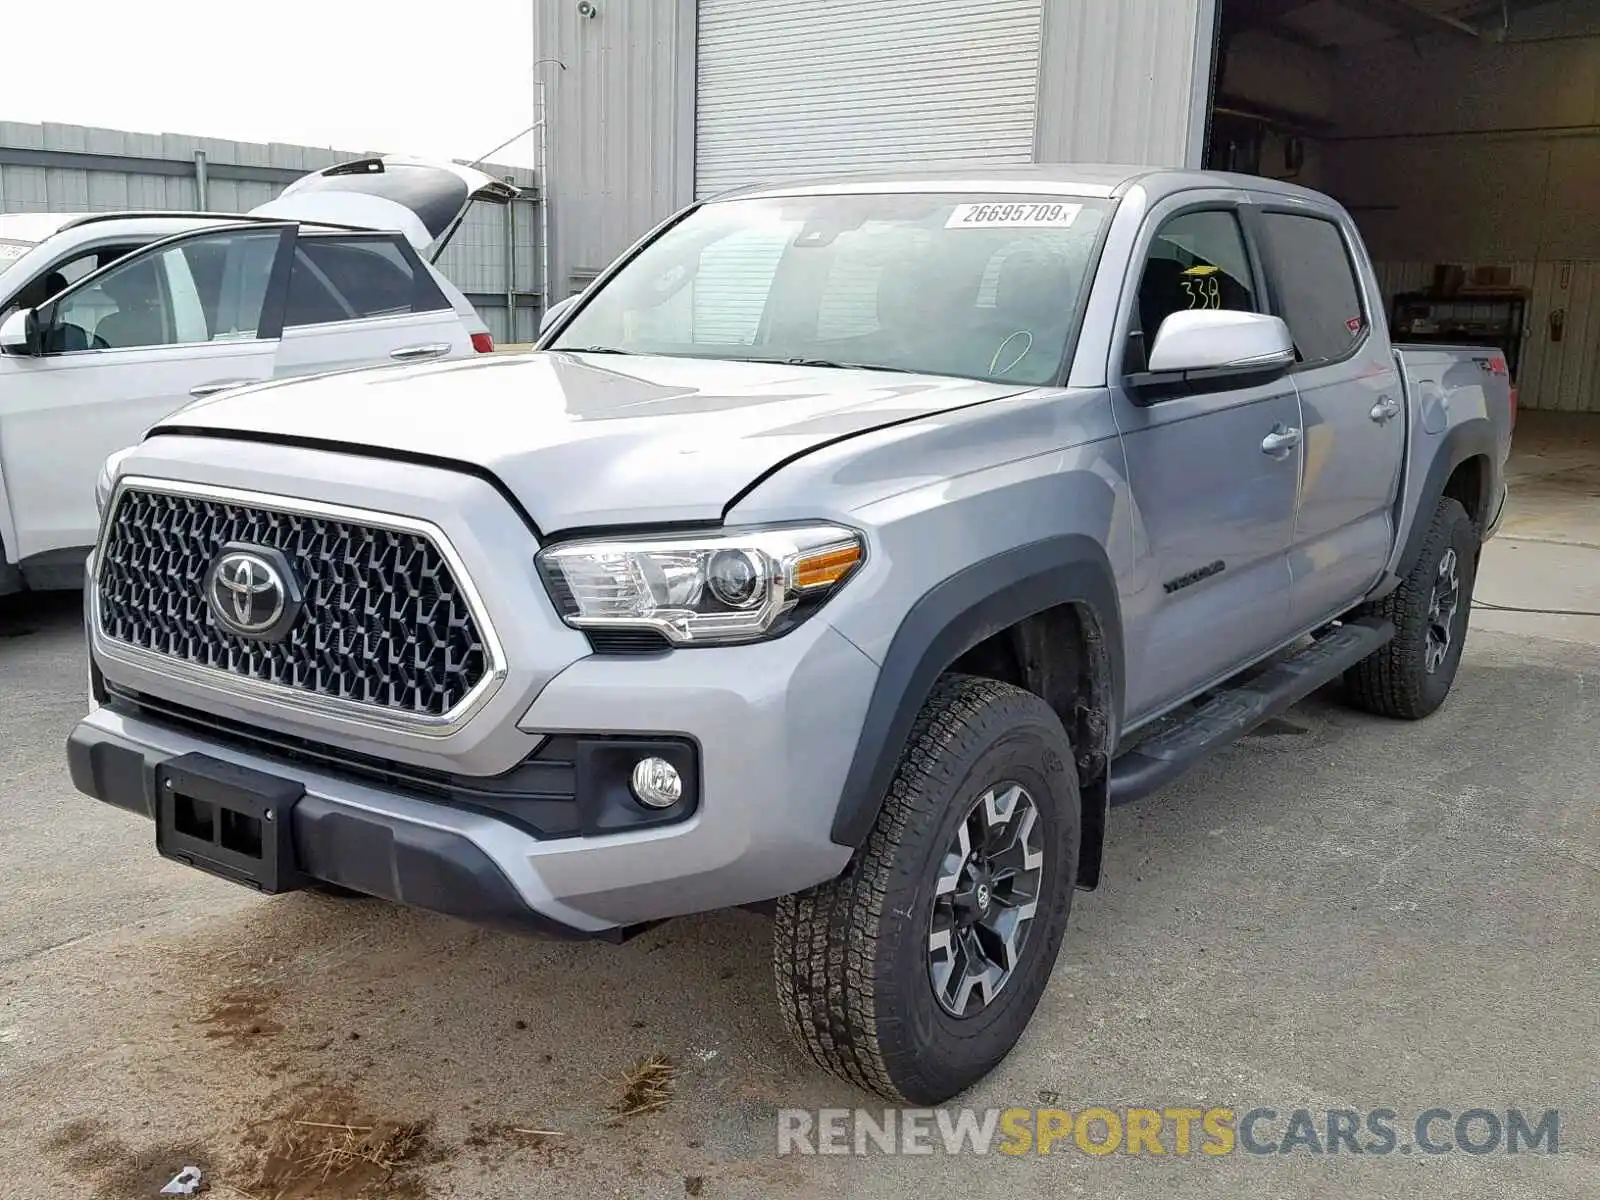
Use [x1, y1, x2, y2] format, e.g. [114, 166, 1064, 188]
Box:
[155, 351, 1026, 532]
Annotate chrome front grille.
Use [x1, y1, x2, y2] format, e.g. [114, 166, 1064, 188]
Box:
[95, 482, 497, 724]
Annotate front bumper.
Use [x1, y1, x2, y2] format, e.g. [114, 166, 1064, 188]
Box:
[71, 617, 876, 935]
[68, 716, 608, 939]
[76, 436, 880, 934]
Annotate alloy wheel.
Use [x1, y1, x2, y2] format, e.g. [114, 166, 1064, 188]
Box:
[1425, 547, 1461, 674]
[927, 782, 1045, 1018]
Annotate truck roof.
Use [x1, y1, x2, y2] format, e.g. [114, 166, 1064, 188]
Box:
[715, 163, 1335, 206]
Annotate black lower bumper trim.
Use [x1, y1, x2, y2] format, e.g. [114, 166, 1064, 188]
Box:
[67, 724, 619, 942]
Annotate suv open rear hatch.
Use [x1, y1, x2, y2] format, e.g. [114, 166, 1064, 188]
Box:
[249, 155, 520, 262]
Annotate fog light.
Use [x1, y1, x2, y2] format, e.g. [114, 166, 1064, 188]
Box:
[630, 756, 683, 809]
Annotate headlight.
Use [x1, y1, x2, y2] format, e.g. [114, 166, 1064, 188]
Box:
[537, 524, 865, 646]
[95, 446, 136, 517]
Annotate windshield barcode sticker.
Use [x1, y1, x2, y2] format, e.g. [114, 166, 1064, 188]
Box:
[945, 202, 1082, 229]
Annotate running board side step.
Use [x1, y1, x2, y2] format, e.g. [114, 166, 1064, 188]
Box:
[1108, 617, 1394, 808]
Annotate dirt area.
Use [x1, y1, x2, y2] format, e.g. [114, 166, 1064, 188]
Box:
[3, 880, 820, 1200]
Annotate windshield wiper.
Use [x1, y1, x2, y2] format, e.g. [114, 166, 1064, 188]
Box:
[567, 345, 632, 355]
[730, 355, 924, 375]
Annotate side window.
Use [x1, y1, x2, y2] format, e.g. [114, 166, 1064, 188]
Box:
[283, 235, 448, 329]
[1129, 210, 1256, 371]
[160, 249, 208, 344]
[0, 244, 139, 325]
[48, 230, 280, 353]
[1256, 213, 1366, 365]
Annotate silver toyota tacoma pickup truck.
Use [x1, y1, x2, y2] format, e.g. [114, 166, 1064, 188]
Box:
[69, 166, 1513, 1104]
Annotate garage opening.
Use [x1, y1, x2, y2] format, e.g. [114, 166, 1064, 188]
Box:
[1207, 0, 1600, 437]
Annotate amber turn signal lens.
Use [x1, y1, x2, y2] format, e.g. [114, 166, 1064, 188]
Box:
[795, 543, 862, 590]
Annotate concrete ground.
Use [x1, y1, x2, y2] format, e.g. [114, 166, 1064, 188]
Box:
[1, 413, 1596, 1199]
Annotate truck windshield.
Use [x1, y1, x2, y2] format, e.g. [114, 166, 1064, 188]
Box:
[549, 192, 1114, 385]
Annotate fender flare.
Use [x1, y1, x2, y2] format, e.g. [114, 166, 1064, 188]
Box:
[1393, 417, 1497, 582]
[829, 534, 1125, 848]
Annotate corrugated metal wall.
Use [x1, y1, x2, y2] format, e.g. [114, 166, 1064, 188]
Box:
[694, 0, 1045, 198]
[0, 121, 541, 344]
[533, 0, 1215, 311]
[1036, 0, 1215, 167]
[1376, 260, 1600, 414]
[534, 0, 696, 303]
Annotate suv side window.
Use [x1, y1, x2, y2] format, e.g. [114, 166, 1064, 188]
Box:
[1256, 212, 1366, 366]
[0, 244, 140, 325]
[48, 230, 280, 352]
[283, 234, 449, 329]
[1128, 209, 1256, 373]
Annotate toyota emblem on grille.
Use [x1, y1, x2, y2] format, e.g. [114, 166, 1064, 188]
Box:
[202, 544, 303, 642]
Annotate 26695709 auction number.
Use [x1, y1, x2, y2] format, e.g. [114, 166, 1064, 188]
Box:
[945, 202, 1082, 229]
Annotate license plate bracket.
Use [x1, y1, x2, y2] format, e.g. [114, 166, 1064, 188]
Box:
[154, 753, 305, 894]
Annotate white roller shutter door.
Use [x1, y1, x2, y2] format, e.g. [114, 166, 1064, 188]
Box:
[695, 0, 1044, 199]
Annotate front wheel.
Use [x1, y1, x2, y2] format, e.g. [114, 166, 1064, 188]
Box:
[774, 675, 1080, 1104]
[1344, 496, 1479, 720]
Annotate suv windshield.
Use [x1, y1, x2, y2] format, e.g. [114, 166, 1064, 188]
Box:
[0, 239, 36, 278]
[550, 192, 1114, 385]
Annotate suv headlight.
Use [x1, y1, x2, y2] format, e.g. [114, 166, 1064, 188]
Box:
[537, 524, 864, 646]
[95, 446, 136, 517]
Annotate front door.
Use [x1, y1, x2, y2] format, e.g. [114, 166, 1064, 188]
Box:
[0, 224, 290, 562]
[1112, 203, 1305, 722]
[1249, 209, 1407, 626]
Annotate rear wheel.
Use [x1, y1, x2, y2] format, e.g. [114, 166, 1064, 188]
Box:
[1344, 496, 1478, 720]
[774, 675, 1080, 1104]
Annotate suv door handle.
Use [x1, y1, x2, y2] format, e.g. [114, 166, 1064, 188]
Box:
[390, 342, 451, 362]
[1261, 424, 1302, 457]
[1370, 395, 1401, 423]
[189, 378, 261, 399]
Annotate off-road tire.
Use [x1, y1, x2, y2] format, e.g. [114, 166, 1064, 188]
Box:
[774, 674, 1080, 1104]
[1344, 496, 1478, 720]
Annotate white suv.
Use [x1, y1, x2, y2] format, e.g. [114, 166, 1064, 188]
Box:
[0, 156, 516, 595]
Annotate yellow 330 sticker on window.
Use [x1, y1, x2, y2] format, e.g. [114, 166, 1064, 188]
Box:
[945, 202, 1083, 229]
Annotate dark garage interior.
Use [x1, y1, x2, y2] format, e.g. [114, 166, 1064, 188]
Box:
[1208, 0, 1600, 423]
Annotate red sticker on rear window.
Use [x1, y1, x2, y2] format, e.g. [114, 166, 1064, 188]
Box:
[1346, 316, 1364, 335]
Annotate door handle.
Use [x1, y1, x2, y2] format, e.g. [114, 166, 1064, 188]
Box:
[390, 342, 451, 362]
[188, 378, 261, 399]
[1261, 424, 1302, 457]
[1370, 395, 1401, 423]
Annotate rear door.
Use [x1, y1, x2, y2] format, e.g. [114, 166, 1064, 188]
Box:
[249, 156, 519, 262]
[270, 230, 475, 379]
[0, 223, 292, 561]
[1248, 205, 1406, 628]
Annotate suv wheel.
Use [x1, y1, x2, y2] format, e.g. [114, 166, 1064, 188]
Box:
[774, 674, 1080, 1104]
[1344, 496, 1479, 720]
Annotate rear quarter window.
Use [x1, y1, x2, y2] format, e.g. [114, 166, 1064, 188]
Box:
[1257, 212, 1366, 366]
[284, 235, 449, 328]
